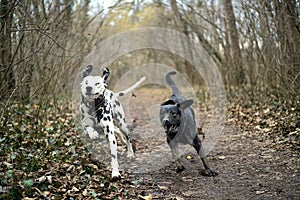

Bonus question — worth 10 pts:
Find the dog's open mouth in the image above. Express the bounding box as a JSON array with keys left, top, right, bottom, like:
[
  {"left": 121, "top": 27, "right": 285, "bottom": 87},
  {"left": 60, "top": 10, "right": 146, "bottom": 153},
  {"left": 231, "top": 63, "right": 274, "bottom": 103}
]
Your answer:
[
  {"left": 84, "top": 93, "right": 100, "bottom": 100},
  {"left": 164, "top": 124, "right": 179, "bottom": 132}
]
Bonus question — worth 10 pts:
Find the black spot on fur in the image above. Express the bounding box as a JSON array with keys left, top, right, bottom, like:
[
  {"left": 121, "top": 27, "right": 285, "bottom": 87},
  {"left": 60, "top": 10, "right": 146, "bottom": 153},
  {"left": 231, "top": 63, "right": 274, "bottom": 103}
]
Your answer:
[
  {"left": 115, "top": 100, "right": 120, "bottom": 106},
  {"left": 125, "top": 135, "right": 129, "bottom": 140},
  {"left": 117, "top": 112, "right": 123, "bottom": 119},
  {"left": 119, "top": 92, "right": 124, "bottom": 96},
  {"left": 106, "top": 125, "right": 110, "bottom": 133},
  {"left": 110, "top": 93, "right": 113, "bottom": 99},
  {"left": 111, "top": 154, "right": 116, "bottom": 159},
  {"left": 113, "top": 140, "right": 116, "bottom": 145},
  {"left": 107, "top": 116, "right": 111, "bottom": 121},
  {"left": 103, "top": 117, "right": 107, "bottom": 121},
  {"left": 95, "top": 96, "right": 105, "bottom": 110},
  {"left": 96, "top": 109, "right": 103, "bottom": 123}
]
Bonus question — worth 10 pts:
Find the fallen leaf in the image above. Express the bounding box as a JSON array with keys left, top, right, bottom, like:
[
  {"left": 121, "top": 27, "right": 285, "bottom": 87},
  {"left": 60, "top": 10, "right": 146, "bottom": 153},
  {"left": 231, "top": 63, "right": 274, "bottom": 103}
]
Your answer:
[
  {"left": 72, "top": 186, "right": 79, "bottom": 192},
  {"left": 36, "top": 175, "right": 47, "bottom": 183},
  {"left": 138, "top": 194, "right": 153, "bottom": 200},
  {"left": 158, "top": 185, "right": 168, "bottom": 190},
  {"left": 256, "top": 190, "right": 265, "bottom": 195},
  {"left": 46, "top": 175, "right": 52, "bottom": 184},
  {"left": 42, "top": 191, "right": 50, "bottom": 197},
  {"left": 218, "top": 156, "right": 226, "bottom": 160}
]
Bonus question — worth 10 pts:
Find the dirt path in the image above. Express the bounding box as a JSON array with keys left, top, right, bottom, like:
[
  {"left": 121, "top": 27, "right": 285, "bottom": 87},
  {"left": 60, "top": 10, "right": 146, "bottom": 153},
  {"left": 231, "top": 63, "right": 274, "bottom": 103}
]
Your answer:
[{"left": 119, "top": 88, "right": 299, "bottom": 199}]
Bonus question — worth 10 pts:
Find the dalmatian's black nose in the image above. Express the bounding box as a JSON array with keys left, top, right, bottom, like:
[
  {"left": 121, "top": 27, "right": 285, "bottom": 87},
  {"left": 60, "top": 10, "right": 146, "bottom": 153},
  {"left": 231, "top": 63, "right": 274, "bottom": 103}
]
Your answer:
[{"left": 86, "top": 86, "right": 93, "bottom": 93}]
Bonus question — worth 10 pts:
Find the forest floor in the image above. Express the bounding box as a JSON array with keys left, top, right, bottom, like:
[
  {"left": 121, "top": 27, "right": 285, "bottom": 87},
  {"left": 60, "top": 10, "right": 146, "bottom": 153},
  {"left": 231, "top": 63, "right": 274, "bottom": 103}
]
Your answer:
[{"left": 0, "top": 88, "right": 299, "bottom": 199}]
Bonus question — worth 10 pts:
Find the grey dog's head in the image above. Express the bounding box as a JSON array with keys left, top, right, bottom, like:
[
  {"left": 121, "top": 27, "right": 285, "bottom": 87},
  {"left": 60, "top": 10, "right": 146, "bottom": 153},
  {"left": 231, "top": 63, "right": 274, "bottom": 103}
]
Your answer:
[
  {"left": 160, "top": 99, "right": 193, "bottom": 133},
  {"left": 81, "top": 65, "right": 110, "bottom": 100}
]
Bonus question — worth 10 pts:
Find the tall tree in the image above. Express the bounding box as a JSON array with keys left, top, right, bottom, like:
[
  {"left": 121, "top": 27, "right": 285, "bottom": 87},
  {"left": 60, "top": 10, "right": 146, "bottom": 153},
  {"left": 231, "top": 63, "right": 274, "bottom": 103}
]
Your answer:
[
  {"left": 223, "top": 0, "right": 244, "bottom": 85},
  {"left": 0, "top": 0, "right": 15, "bottom": 100}
]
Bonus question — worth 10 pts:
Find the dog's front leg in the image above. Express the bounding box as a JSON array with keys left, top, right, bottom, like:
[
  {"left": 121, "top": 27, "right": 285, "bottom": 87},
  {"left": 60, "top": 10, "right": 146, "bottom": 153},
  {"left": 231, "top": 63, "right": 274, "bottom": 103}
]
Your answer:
[
  {"left": 169, "top": 141, "right": 185, "bottom": 173},
  {"left": 101, "top": 119, "right": 121, "bottom": 180},
  {"left": 83, "top": 125, "right": 100, "bottom": 140}
]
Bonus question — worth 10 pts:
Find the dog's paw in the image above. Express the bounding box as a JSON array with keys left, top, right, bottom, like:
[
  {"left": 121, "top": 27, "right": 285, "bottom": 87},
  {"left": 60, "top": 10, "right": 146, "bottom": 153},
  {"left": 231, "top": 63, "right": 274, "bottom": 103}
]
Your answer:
[
  {"left": 175, "top": 166, "right": 185, "bottom": 173},
  {"left": 111, "top": 175, "right": 121, "bottom": 182},
  {"left": 201, "top": 169, "right": 218, "bottom": 177},
  {"left": 111, "top": 170, "right": 121, "bottom": 181},
  {"left": 127, "top": 152, "right": 135, "bottom": 160}
]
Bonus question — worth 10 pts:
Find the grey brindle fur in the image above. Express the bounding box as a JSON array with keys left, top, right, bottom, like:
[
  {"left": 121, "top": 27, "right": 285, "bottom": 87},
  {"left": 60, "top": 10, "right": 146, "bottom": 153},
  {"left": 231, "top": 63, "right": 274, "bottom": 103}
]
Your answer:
[
  {"left": 160, "top": 70, "right": 218, "bottom": 176},
  {"left": 80, "top": 65, "right": 145, "bottom": 180}
]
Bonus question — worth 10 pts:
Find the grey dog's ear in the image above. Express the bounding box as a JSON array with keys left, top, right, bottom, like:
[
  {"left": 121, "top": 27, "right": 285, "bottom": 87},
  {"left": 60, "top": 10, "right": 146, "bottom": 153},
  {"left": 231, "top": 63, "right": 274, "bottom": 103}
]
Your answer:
[
  {"left": 102, "top": 67, "right": 110, "bottom": 82},
  {"left": 83, "top": 65, "right": 93, "bottom": 78},
  {"left": 177, "top": 99, "right": 193, "bottom": 110},
  {"left": 161, "top": 99, "right": 176, "bottom": 106}
]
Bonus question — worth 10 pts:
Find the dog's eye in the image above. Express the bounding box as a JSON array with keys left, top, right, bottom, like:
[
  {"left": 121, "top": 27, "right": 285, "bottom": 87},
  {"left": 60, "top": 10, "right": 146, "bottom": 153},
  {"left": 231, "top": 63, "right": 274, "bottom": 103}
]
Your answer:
[
  {"left": 170, "top": 111, "right": 177, "bottom": 116},
  {"left": 95, "top": 82, "right": 100, "bottom": 86},
  {"left": 85, "top": 81, "right": 88, "bottom": 85}
]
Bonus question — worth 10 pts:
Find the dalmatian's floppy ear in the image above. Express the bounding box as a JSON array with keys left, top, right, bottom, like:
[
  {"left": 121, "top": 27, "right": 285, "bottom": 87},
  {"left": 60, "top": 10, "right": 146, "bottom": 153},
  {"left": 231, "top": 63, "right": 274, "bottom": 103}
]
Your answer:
[
  {"left": 177, "top": 99, "right": 193, "bottom": 110},
  {"left": 83, "top": 65, "right": 93, "bottom": 78},
  {"left": 102, "top": 67, "right": 110, "bottom": 82}
]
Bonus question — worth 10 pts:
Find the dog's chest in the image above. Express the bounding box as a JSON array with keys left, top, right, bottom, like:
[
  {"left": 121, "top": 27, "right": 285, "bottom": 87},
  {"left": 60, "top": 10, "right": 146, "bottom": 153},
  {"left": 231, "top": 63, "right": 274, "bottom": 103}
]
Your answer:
[{"left": 81, "top": 96, "right": 113, "bottom": 125}]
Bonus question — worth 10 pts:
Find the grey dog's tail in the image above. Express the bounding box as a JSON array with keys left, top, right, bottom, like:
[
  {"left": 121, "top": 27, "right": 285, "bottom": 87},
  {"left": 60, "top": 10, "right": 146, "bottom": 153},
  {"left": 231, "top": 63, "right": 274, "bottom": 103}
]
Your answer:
[{"left": 165, "top": 70, "right": 180, "bottom": 94}]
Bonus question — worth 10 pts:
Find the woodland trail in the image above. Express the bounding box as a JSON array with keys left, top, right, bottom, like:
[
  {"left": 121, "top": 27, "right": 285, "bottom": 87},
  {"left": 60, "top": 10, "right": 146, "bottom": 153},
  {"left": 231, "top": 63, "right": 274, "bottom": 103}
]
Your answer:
[{"left": 117, "top": 87, "right": 300, "bottom": 199}]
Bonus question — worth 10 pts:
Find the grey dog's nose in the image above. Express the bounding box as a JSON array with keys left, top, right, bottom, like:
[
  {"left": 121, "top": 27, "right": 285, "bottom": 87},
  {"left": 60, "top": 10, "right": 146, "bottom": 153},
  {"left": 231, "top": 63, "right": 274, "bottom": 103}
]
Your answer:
[
  {"left": 86, "top": 86, "right": 93, "bottom": 92},
  {"left": 163, "top": 119, "right": 171, "bottom": 126}
]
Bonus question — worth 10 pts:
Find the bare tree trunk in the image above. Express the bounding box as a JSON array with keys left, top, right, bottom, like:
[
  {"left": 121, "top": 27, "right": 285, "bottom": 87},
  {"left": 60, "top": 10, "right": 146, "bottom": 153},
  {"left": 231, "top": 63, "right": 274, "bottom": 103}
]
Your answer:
[
  {"left": 286, "top": 0, "right": 300, "bottom": 92},
  {"left": 0, "top": 0, "right": 15, "bottom": 101},
  {"left": 169, "top": 0, "right": 192, "bottom": 76},
  {"left": 223, "top": 0, "right": 244, "bottom": 86},
  {"left": 277, "top": 0, "right": 300, "bottom": 92}
]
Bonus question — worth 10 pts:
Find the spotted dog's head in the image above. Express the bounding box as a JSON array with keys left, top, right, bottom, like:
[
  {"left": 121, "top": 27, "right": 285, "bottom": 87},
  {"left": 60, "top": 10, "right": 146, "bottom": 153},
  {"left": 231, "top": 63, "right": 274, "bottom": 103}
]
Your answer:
[
  {"left": 81, "top": 65, "right": 110, "bottom": 100},
  {"left": 159, "top": 99, "right": 193, "bottom": 133}
]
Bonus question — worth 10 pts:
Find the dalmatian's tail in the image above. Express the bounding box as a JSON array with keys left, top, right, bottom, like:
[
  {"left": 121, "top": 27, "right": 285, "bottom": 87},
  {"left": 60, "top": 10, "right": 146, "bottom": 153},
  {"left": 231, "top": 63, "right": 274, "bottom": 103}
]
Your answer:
[
  {"left": 165, "top": 70, "right": 180, "bottom": 95},
  {"left": 116, "top": 76, "right": 146, "bottom": 97}
]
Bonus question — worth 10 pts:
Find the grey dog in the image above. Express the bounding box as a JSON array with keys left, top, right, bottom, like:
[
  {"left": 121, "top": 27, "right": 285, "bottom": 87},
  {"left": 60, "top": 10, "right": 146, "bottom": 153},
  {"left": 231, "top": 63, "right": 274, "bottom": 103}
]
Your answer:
[{"left": 159, "top": 70, "right": 218, "bottom": 176}]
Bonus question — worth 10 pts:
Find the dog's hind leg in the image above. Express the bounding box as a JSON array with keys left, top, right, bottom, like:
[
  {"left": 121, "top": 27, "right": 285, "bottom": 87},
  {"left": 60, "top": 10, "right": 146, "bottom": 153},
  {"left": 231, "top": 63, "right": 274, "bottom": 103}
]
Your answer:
[
  {"left": 119, "top": 126, "right": 135, "bottom": 159},
  {"left": 114, "top": 126, "right": 127, "bottom": 145},
  {"left": 113, "top": 100, "right": 135, "bottom": 159},
  {"left": 192, "top": 135, "right": 218, "bottom": 176}
]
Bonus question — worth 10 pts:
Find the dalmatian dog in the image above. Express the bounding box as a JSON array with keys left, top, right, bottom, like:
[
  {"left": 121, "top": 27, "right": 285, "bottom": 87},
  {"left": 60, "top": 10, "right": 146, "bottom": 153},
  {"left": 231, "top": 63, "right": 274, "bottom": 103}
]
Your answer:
[
  {"left": 159, "top": 70, "right": 218, "bottom": 176},
  {"left": 80, "top": 65, "right": 145, "bottom": 180}
]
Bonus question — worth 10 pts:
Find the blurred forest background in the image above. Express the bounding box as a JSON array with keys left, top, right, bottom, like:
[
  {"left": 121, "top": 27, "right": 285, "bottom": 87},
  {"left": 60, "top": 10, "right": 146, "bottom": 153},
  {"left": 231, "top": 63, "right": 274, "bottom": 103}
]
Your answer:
[
  {"left": 1, "top": 0, "right": 299, "bottom": 102},
  {"left": 0, "top": 0, "right": 299, "bottom": 199}
]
